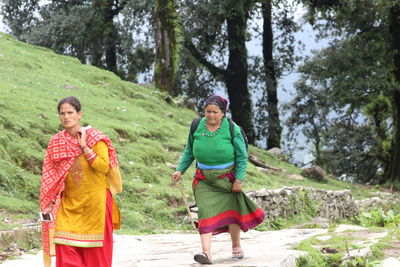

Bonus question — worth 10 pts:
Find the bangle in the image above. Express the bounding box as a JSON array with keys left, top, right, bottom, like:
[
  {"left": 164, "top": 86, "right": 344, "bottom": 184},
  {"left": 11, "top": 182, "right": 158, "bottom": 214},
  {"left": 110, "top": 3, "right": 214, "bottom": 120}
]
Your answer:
[
  {"left": 235, "top": 179, "right": 243, "bottom": 184},
  {"left": 84, "top": 150, "right": 96, "bottom": 161}
]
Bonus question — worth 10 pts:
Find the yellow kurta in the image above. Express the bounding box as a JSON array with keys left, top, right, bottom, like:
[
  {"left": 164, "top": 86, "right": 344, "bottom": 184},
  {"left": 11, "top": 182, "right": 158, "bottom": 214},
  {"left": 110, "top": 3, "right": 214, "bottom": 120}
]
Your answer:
[{"left": 54, "top": 141, "right": 118, "bottom": 247}]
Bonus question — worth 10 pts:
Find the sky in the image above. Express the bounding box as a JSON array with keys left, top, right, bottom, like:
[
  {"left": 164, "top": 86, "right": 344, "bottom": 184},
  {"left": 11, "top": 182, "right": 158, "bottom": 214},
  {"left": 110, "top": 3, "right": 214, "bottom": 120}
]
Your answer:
[{"left": 0, "top": 14, "right": 5, "bottom": 32}]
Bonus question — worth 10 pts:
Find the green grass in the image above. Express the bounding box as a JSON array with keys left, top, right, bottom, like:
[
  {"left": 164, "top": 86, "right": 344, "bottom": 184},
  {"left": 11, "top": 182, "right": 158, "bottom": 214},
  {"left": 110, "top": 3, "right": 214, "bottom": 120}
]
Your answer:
[
  {"left": 295, "top": 211, "right": 400, "bottom": 266},
  {"left": 0, "top": 32, "right": 388, "bottom": 234}
]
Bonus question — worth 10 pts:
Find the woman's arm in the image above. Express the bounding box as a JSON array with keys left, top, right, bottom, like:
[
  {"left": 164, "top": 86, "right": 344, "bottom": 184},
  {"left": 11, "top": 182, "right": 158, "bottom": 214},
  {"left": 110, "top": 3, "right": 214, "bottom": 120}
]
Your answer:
[
  {"left": 233, "top": 133, "right": 248, "bottom": 181},
  {"left": 86, "top": 141, "right": 110, "bottom": 174},
  {"left": 176, "top": 133, "right": 195, "bottom": 174}
]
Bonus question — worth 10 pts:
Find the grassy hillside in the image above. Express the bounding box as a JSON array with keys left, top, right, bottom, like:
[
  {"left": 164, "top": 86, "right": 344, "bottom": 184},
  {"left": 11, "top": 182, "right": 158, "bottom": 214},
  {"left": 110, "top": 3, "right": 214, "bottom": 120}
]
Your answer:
[{"left": 0, "top": 32, "right": 374, "bottom": 234}]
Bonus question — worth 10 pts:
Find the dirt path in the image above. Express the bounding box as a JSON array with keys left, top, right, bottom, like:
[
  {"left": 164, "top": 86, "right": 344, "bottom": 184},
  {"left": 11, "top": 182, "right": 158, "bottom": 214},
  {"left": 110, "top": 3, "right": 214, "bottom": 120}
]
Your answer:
[{"left": 0, "top": 229, "right": 328, "bottom": 267}]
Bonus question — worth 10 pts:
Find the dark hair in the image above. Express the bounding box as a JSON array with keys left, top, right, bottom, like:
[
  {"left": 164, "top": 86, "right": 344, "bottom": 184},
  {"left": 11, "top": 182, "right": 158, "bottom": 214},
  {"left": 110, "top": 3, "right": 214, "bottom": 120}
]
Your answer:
[
  {"left": 57, "top": 96, "right": 81, "bottom": 113},
  {"left": 204, "top": 94, "right": 228, "bottom": 113}
]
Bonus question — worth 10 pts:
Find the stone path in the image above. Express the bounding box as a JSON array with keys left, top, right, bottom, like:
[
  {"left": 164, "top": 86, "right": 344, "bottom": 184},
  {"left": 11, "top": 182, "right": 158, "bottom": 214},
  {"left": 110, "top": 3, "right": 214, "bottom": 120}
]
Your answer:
[{"left": 0, "top": 229, "right": 328, "bottom": 267}]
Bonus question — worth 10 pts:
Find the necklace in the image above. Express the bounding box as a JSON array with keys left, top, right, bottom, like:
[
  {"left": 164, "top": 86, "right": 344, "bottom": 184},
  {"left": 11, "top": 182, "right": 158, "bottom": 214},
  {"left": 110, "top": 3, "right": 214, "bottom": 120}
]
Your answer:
[{"left": 202, "top": 121, "right": 221, "bottom": 137}]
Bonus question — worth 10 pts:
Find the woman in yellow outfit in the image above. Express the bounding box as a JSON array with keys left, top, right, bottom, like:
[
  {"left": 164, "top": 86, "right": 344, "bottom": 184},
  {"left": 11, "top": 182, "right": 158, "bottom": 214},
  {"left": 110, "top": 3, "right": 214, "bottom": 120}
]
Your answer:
[{"left": 40, "top": 96, "right": 122, "bottom": 267}]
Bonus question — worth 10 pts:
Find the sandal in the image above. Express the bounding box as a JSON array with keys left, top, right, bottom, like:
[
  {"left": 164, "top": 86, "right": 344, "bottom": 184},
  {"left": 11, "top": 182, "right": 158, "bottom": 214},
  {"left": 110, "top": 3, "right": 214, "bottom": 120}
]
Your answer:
[
  {"left": 232, "top": 247, "right": 244, "bottom": 259},
  {"left": 194, "top": 251, "right": 212, "bottom": 264}
]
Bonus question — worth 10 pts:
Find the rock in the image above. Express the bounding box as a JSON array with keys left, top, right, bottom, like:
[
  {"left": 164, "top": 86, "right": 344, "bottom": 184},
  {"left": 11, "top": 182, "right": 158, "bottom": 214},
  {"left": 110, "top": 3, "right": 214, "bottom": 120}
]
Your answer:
[
  {"left": 163, "top": 95, "right": 174, "bottom": 105},
  {"left": 316, "top": 235, "right": 332, "bottom": 241},
  {"left": 267, "top": 147, "right": 284, "bottom": 158},
  {"left": 287, "top": 174, "right": 305, "bottom": 180},
  {"left": 321, "top": 247, "right": 338, "bottom": 254},
  {"left": 293, "top": 217, "right": 331, "bottom": 229},
  {"left": 301, "top": 165, "right": 328, "bottom": 182},
  {"left": 248, "top": 186, "right": 358, "bottom": 222},
  {"left": 0, "top": 229, "right": 329, "bottom": 266},
  {"left": 380, "top": 257, "right": 400, "bottom": 267},
  {"left": 334, "top": 224, "right": 367, "bottom": 233},
  {"left": 342, "top": 248, "right": 371, "bottom": 261},
  {"left": 138, "top": 83, "right": 152, "bottom": 88},
  {"left": 165, "top": 113, "right": 173, "bottom": 118},
  {"left": 63, "top": 84, "right": 77, "bottom": 90},
  {"left": 357, "top": 197, "right": 386, "bottom": 209},
  {"left": 256, "top": 166, "right": 271, "bottom": 174},
  {"left": 177, "top": 95, "right": 197, "bottom": 112},
  {"left": 278, "top": 254, "right": 297, "bottom": 267},
  {"left": 38, "top": 113, "right": 48, "bottom": 120},
  {"left": 165, "top": 162, "right": 177, "bottom": 170}
]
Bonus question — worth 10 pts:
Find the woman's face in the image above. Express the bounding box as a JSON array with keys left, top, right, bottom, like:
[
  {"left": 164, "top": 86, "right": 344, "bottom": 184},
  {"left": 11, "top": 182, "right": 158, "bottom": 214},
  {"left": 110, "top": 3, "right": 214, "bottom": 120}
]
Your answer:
[
  {"left": 204, "top": 104, "right": 224, "bottom": 126},
  {"left": 58, "top": 103, "right": 82, "bottom": 131}
]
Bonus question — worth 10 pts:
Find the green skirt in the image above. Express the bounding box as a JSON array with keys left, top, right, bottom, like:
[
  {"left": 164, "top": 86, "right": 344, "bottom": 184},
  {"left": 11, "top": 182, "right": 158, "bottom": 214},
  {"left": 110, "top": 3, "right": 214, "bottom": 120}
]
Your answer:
[{"left": 193, "top": 167, "right": 265, "bottom": 234}]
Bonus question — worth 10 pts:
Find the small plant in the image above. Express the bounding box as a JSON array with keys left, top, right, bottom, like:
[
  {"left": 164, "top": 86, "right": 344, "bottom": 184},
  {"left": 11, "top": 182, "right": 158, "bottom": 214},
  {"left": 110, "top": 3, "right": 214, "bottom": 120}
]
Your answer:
[{"left": 360, "top": 208, "right": 400, "bottom": 227}]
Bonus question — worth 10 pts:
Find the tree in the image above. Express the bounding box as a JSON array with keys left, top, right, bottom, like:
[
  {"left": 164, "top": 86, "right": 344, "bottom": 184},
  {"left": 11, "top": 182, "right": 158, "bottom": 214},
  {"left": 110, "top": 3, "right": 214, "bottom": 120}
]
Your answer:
[
  {"left": 285, "top": 40, "right": 393, "bottom": 181},
  {"left": 0, "top": 0, "right": 152, "bottom": 78},
  {"left": 154, "top": 0, "right": 180, "bottom": 94},
  {"left": 182, "top": 0, "right": 256, "bottom": 143},
  {"left": 388, "top": 3, "right": 400, "bottom": 182},
  {"left": 179, "top": 0, "right": 300, "bottom": 146},
  {"left": 1, "top": 0, "right": 39, "bottom": 39},
  {"left": 284, "top": 76, "right": 331, "bottom": 167},
  {"left": 260, "top": 0, "right": 298, "bottom": 148},
  {"left": 2, "top": 0, "right": 301, "bottom": 147},
  {"left": 287, "top": 0, "right": 400, "bottom": 182},
  {"left": 89, "top": 0, "right": 127, "bottom": 72},
  {"left": 262, "top": 0, "right": 281, "bottom": 149}
]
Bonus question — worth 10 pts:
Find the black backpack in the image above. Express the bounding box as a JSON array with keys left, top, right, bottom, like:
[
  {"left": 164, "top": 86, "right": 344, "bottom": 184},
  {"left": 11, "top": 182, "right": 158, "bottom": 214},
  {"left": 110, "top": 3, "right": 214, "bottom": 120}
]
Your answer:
[{"left": 189, "top": 117, "right": 249, "bottom": 152}]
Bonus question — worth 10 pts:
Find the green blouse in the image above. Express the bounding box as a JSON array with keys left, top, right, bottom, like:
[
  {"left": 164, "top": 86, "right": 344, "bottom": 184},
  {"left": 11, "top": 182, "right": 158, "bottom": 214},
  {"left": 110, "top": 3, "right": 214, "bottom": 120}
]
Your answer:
[{"left": 177, "top": 117, "right": 248, "bottom": 180}]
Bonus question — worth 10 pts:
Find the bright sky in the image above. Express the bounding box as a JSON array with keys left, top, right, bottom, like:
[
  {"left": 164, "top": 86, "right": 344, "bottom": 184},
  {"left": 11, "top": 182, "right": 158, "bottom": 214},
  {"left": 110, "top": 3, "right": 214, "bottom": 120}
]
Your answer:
[{"left": 0, "top": 14, "right": 5, "bottom": 32}]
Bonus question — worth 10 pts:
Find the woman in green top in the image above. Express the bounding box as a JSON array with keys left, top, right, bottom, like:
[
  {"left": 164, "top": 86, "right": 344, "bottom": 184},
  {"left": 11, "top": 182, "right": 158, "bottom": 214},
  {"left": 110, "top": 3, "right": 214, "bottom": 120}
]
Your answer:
[{"left": 171, "top": 95, "right": 265, "bottom": 264}]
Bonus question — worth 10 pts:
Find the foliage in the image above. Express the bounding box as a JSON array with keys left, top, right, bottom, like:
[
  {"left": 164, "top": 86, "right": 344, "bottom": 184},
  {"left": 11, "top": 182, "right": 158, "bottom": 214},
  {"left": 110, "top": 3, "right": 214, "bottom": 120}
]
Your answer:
[
  {"left": 295, "top": 232, "right": 385, "bottom": 267},
  {"left": 0, "top": 0, "right": 39, "bottom": 38},
  {"left": 154, "top": 0, "right": 181, "bottom": 94},
  {"left": 0, "top": 0, "right": 154, "bottom": 81},
  {"left": 0, "top": 33, "right": 379, "bottom": 233},
  {"left": 0, "top": 0, "right": 308, "bottom": 147},
  {"left": 286, "top": 0, "right": 400, "bottom": 183},
  {"left": 360, "top": 209, "right": 400, "bottom": 227}
]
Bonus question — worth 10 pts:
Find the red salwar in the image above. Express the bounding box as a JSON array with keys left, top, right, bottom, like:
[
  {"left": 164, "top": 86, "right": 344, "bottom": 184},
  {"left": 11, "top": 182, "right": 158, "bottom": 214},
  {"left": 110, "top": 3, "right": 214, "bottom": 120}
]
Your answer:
[{"left": 55, "top": 190, "right": 114, "bottom": 267}]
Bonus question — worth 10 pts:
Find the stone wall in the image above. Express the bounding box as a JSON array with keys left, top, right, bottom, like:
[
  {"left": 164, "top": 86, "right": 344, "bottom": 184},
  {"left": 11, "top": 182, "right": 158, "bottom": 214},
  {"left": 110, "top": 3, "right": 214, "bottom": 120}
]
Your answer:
[
  {"left": 247, "top": 186, "right": 358, "bottom": 221},
  {"left": 0, "top": 225, "right": 41, "bottom": 262}
]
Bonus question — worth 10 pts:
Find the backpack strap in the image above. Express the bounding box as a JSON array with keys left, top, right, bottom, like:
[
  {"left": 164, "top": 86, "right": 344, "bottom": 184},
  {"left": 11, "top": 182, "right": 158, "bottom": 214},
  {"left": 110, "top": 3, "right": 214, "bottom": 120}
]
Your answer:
[
  {"left": 228, "top": 118, "right": 235, "bottom": 140},
  {"left": 190, "top": 117, "right": 202, "bottom": 146},
  {"left": 228, "top": 118, "right": 249, "bottom": 152}
]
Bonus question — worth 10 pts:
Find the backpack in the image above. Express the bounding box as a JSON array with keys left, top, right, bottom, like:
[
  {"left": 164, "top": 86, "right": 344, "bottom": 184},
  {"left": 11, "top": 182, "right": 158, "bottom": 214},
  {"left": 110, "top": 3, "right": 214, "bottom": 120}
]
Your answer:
[{"left": 189, "top": 117, "right": 249, "bottom": 152}]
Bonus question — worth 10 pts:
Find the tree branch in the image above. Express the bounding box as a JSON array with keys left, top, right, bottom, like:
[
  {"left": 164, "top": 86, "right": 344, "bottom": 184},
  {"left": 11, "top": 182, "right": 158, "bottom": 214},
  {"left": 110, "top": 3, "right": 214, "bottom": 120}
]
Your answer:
[
  {"left": 183, "top": 38, "right": 226, "bottom": 81},
  {"left": 249, "top": 154, "right": 283, "bottom": 172}
]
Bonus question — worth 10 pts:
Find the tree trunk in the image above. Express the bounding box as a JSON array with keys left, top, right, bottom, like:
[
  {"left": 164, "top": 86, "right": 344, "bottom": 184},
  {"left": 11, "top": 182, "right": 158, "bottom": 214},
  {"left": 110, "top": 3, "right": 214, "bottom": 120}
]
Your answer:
[
  {"left": 90, "top": 0, "right": 106, "bottom": 68},
  {"left": 104, "top": 0, "right": 117, "bottom": 73},
  {"left": 388, "top": 3, "right": 400, "bottom": 182},
  {"left": 154, "top": 0, "right": 178, "bottom": 95},
  {"left": 90, "top": 0, "right": 118, "bottom": 72},
  {"left": 225, "top": 0, "right": 255, "bottom": 144},
  {"left": 262, "top": 1, "right": 282, "bottom": 149},
  {"left": 104, "top": 25, "right": 117, "bottom": 73}
]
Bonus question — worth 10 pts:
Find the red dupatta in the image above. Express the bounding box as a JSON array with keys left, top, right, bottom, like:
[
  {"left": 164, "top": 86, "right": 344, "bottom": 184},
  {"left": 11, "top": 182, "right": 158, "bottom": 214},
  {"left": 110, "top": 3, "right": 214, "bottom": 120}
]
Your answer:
[{"left": 39, "top": 127, "right": 122, "bottom": 266}]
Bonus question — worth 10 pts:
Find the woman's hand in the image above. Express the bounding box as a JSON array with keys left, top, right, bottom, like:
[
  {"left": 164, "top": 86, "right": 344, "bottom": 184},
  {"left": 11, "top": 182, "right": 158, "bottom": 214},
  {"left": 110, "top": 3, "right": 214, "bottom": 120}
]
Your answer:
[
  {"left": 77, "top": 128, "right": 87, "bottom": 148},
  {"left": 42, "top": 205, "right": 53, "bottom": 215},
  {"left": 232, "top": 179, "right": 243, "bottom": 192},
  {"left": 171, "top": 171, "right": 182, "bottom": 183}
]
